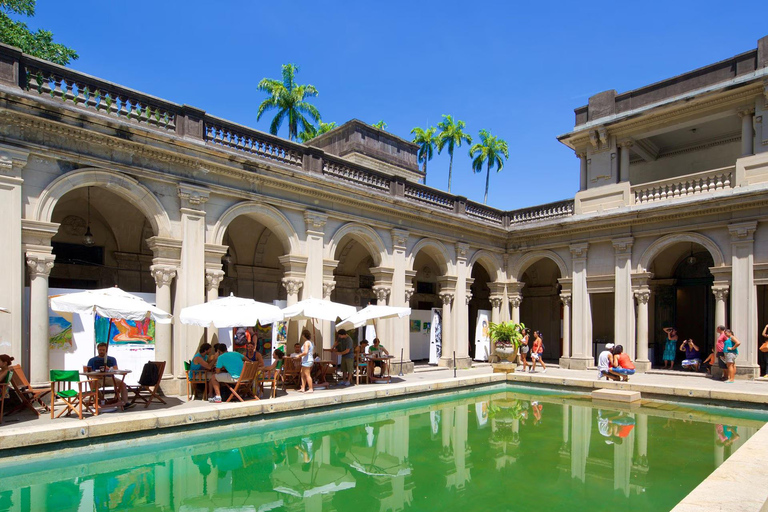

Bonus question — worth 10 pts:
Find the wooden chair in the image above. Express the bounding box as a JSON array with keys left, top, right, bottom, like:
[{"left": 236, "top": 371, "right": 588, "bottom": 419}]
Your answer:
[
  {"left": 222, "top": 361, "right": 259, "bottom": 402},
  {"left": 184, "top": 361, "right": 208, "bottom": 401},
  {"left": 322, "top": 349, "right": 341, "bottom": 382},
  {"left": 282, "top": 357, "right": 301, "bottom": 391},
  {"left": 50, "top": 370, "right": 99, "bottom": 420},
  {"left": 128, "top": 361, "right": 166, "bottom": 408},
  {"left": 9, "top": 364, "right": 49, "bottom": 415},
  {"left": 0, "top": 369, "right": 12, "bottom": 425},
  {"left": 262, "top": 360, "right": 285, "bottom": 399},
  {"left": 354, "top": 354, "right": 370, "bottom": 385}
]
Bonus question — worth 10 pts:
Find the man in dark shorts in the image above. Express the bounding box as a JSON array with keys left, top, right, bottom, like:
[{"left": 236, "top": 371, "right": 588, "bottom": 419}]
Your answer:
[{"left": 333, "top": 329, "right": 354, "bottom": 386}]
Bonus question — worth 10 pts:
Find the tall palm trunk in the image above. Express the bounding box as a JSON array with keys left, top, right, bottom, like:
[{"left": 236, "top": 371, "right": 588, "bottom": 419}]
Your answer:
[
  {"left": 423, "top": 160, "right": 428, "bottom": 185},
  {"left": 484, "top": 161, "right": 491, "bottom": 204},
  {"left": 447, "top": 151, "right": 454, "bottom": 193}
]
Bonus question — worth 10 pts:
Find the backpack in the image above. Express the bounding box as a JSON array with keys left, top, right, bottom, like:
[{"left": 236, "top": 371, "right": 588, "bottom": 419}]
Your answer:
[{"left": 138, "top": 362, "right": 159, "bottom": 386}]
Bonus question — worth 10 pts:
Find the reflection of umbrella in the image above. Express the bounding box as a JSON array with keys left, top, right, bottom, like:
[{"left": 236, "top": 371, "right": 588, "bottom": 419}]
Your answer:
[
  {"left": 179, "top": 491, "right": 284, "bottom": 512},
  {"left": 272, "top": 464, "right": 355, "bottom": 498},
  {"left": 335, "top": 305, "right": 411, "bottom": 331},
  {"left": 180, "top": 294, "right": 283, "bottom": 328},
  {"left": 341, "top": 445, "right": 411, "bottom": 478},
  {"left": 282, "top": 298, "right": 356, "bottom": 323},
  {"left": 49, "top": 287, "right": 172, "bottom": 323}
]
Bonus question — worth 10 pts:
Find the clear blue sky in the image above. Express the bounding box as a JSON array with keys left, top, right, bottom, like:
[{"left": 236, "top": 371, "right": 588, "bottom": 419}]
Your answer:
[{"left": 25, "top": 1, "right": 768, "bottom": 209}]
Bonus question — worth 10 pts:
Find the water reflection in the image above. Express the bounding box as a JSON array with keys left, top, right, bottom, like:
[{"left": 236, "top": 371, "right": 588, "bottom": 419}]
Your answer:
[{"left": 0, "top": 390, "right": 764, "bottom": 512}]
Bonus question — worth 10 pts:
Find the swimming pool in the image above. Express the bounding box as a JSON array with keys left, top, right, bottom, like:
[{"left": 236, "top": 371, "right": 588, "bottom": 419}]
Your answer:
[{"left": 0, "top": 384, "right": 765, "bottom": 511}]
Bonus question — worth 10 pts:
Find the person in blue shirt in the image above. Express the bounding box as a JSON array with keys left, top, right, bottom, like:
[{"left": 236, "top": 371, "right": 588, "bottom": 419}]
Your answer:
[
  {"left": 209, "top": 344, "right": 245, "bottom": 403},
  {"left": 86, "top": 342, "right": 131, "bottom": 408}
]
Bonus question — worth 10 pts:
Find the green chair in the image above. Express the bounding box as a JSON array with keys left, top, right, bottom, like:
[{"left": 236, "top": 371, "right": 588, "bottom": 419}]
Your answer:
[
  {"left": 0, "top": 369, "right": 12, "bottom": 425},
  {"left": 49, "top": 370, "right": 99, "bottom": 420}
]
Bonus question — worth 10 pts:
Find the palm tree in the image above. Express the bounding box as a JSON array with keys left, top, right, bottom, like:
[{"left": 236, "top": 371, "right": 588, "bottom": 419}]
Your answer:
[
  {"left": 437, "top": 115, "right": 472, "bottom": 193},
  {"left": 256, "top": 64, "right": 321, "bottom": 141},
  {"left": 372, "top": 120, "right": 387, "bottom": 130},
  {"left": 298, "top": 121, "right": 337, "bottom": 143},
  {"left": 469, "top": 129, "right": 509, "bottom": 204},
  {"left": 411, "top": 126, "right": 438, "bottom": 185}
]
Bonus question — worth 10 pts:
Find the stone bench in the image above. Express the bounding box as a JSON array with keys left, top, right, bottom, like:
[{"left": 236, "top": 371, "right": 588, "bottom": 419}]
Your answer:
[{"left": 591, "top": 389, "right": 641, "bottom": 403}]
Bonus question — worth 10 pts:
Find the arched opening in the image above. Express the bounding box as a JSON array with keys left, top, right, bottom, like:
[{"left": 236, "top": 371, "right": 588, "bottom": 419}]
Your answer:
[
  {"left": 648, "top": 242, "right": 716, "bottom": 367},
  {"left": 220, "top": 215, "right": 288, "bottom": 303},
  {"left": 408, "top": 250, "right": 446, "bottom": 362},
  {"left": 468, "top": 263, "right": 492, "bottom": 360},
  {"left": 520, "top": 258, "right": 562, "bottom": 362},
  {"left": 332, "top": 236, "right": 378, "bottom": 308},
  {"left": 48, "top": 187, "right": 156, "bottom": 292}
]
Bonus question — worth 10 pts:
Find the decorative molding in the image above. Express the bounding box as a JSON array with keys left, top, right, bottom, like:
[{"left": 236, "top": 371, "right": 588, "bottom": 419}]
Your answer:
[
  {"left": 404, "top": 288, "right": 415, "bottom": 302},
  {"left": 372, "top": 285, "right": 391, "bottom": 303},
  {"left": 281, "top": 278, "right": 304, "bottom": 296},
  {"left": 205, "top": 269, "right": 225, "bottom": 291},
  {"left": 456, "top": 242, "right": 470, "bottom": 261},
  {"left": 489, "top": 296, "right": 503, "bottom": 308},
  {"left": 559, "top": 294, "right": 572, "bottom": 307},
  {"left": 465, "top": 291, "right": 473, "bottom": 305},
  {"left": 728, "top": 221, "right": 757, "bottom": 241},
  {"left": 150, "top": 265, "right": 177, "bottom": 287},
  {"left": 178, "top": 183, "right": 210, "bottom": 210},
  {"left": 634, "top": 289, "right": 650, "bottom": 304},
  {"left": 438, "top": 292, "right": 454, "bottom": 306},
  {"left": 26, "top": 252, "right": 55, "bottom": 277},
  {"left": 509, "top": 295, "right": 522, "bottom": 308},
  {"left": 304, "top": 210, "right": 328, "bottom": 234},
  {"left": 612, "top": 237, "right": 634, "bottom": 254},
  {"left": 569, "top": 242, "right": 589, "bottom": 259},
  {"left": 712, "top": 286, "right": 729, "bottom": 302},
  {"left": 738, "top": 108, "right": 756, "bottom": 118},
  {"left": 322, "top": 281, "right": 336, "bottom": 299},
  {"left": 391, "top": 229, "right": 409, "bottom": 250}
]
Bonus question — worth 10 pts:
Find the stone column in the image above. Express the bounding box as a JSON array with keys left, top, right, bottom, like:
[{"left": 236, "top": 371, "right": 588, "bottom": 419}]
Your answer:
[
  {"left": 0, "top": 148, "right": 28, "bottom": 364},
  {"left": 613, "top": 238, "right": 635, "bottom": 358},
  {"left": 489, "top": 296, "right": 503, "bottom": 324},
  {"left": 279, "top": 255, "right": 308, "bottom": 306},
  {"left": 173, "top": 184, "right": 209, "bottom": 379},
  {"left": 150, "top": 265, "right": 176, "bottom": 374},
  {"left": 618, "top": 141, "right": 633, "bottom": 183},
  {"left": 739, "top": 109, "right": 755, "bottom": 156},
  {"left": 303, "top": 211, "right": 327, "bottom": 301},
  {"left": 371, "top": 264, "right": 394, "bottom": 348},
  {"left": 26, "top": 251, "right": 55, "bottom": 385},
  {"left": 281, "top": 277, "right": 304, "bottom": 306},
  {"left": 438, "top": 281, "right": 456, "bottom": 368},
  {"left": 577, "top": 152, "right": 588, "bottom": 191},
  {"left": 728, "top": 222, "right": 759, "bottom": 377},
  {"left": 712, "top": 285, "right": 729, "bottom": 331},
  {"left": 390, "top": 229, "right": 410, "bottom": 371},
  {"left": 453, "top": 243, "right": 471, "bottom": 368},
  {"left": 321, "top": 258, "right": 339, "bottom": 350},
  {"left": 634, "top": 288, "right": 651, "bottom": 372},
  {"left": 569, "top": 243, "right": 592, "bottom": 369},
  {"left": 560, "top": 293, "right": 572, "bottom": 361}
]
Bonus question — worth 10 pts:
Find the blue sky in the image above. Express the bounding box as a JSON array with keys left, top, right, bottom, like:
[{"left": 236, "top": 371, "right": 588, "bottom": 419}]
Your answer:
[{"left": 25, "top": 1, "right": 768, "bottom": 209}]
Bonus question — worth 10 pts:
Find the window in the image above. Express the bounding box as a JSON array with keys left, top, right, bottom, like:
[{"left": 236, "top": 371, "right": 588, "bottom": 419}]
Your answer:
[
  {"left": 416, "top": 281, "right": 435, "bottom": 294},
  {"left": 52, "top": 242, "right": 104, "bottom": 266}
]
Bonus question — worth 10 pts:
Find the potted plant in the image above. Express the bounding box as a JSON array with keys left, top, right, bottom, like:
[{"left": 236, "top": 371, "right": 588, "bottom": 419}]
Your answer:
[{"left": 488, "top": 321, "right": 525, "bottom": 363}]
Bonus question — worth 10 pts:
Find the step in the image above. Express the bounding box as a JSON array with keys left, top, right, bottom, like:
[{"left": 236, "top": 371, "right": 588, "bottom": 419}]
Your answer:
[{"left": 591, "top": 389, "right": 641, "bottom": 403}]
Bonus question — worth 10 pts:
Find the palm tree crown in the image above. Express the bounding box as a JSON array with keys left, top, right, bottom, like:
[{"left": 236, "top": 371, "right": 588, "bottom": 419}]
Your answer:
[
  {"left": 411, "top": 126, "right": 438, "bottom": 185},
  {"left": 437, "top": 115, "right": 472, "bottom": 193},
  {"left": 256, "top": 64, "right": 321, "bottom": 141},
  {"left": 298, "top": 121, "right": 337, "bottom": 143},
  {"left": 469, "top": 129, "right": 509, "bottom": 204}
]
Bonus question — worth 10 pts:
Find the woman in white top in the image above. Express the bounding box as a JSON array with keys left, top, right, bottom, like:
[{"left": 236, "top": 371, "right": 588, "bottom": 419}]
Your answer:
[{"left": 296, "top": 330, "right": 314, "bottom": 393}]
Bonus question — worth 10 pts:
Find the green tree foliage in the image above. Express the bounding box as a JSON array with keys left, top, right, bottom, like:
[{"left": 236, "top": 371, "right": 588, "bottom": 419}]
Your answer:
[
  {"left": 298, "top": 121, "right": 337, "bottom": 143},
  {"left": 257, "top": 64, "right": 321, "bottom": 141},
  {"left": 437, "top": 115, "right": 472, "bottom": 193},
  {"left": 410, "top": 126, "right": 438, "bottom": 185},
  {"left": 372, "top": 120, "right": 387, "bottom": 130},
  {"left": 469, "top": 129, "right": 509, "bottom": 204},
  {"left": 0, "top": 0, "right": 78, "bottom": 65}
]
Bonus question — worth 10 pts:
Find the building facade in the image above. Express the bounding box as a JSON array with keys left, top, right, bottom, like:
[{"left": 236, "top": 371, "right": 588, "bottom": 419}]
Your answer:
[{"left": 1, "top": 36, "right": 767, "bottom": 389}]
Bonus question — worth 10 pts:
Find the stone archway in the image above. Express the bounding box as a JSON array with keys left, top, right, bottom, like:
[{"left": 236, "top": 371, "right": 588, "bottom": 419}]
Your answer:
[{"left": 209, "top": 201, "right": 300, "bottom": 255}]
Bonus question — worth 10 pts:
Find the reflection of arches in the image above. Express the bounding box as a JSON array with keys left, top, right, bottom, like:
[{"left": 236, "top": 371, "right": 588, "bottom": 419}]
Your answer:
[
  {"left": 210, "top": 201, "right": 299, "bottom": 254},
  {"left": 35, "top": 168, "right": 172, "bottom": 237},
  {"left": 326, "top": 223, "right": 388, "bottom": 267},
  {"left": 639, "top": 233, "right": 725, "bottom": 271},
  {"left": 510, "top": 250, "right": 568, "bottom": 281},
  {"left": 407, "top": 238, "right": 453, "bottom": 275},
  {"left": 468, "top": 250, "right": 503, "bottom": 282}
]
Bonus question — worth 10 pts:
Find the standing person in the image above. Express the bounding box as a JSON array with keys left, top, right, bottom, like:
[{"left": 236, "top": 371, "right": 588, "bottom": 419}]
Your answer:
[
  {"left": 519, "top": 328, "right": 531, "bottom": 372},
  {"left": 679, "top": 339, "right": 701, "bottom": 372},
  {"left": 759, "top": 324, "right": 768, "bottom": 377},
  {"left": 296, "top": 330, "right": 314, "bottom": 393},
  {"left": 715, "top": 325, "right": 728, "bottom": 380},
  {"left": 662, "top": 327, "right": 678, "bottom": 369},
  {"left": 723, "top": 329, "right": 740, "bottom": 383},
  {"left": 333, "top": 329, "right": 354, "bottom": 386},
  {"left": 530, "top": 331, "right": 546, "bottom": 373},
  {"left": 597, "top": 343, "right": 618, "bottom": 380},
  {"left": 609, "top": 345, "right": 635, "bottom": 382}
]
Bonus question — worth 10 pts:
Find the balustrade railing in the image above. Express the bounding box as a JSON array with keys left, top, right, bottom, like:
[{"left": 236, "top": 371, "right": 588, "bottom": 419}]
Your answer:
[
  {"left": 508, "top": 200, "right": 574, "bottom": 224},
  {"left": 22, "top": 60, "right": 178, "bottom": 132},
  {"left": 204, "top": 117, "right": 303, "bottom": 167},
  {"left": 404, "top": 184, "right": 455, "bottom": 210},
  {"left": 322, "top": 159, "right": 391, "bottom": 191},
  {"left": 465, "top": 202, "right": 504, "bottom": 225},
  {"left": 632, "top": 166, "right": 734, "bottom": 205}
]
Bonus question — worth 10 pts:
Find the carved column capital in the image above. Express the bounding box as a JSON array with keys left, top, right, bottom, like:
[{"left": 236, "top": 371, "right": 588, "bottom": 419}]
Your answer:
[
  {"left": 150, "top": 265, "right": 177, "bottom": 287},
  {"left": 559, "top": 294, "right": 572, "bottom": 307},
  {"left": 372, "top": 285, "right": 391, "bottom": 304},
  {"left": 439, "top": 292, "right": 454, "bottom": 306},
  {"left": 205, "top": 269, "right": 225, "bottom": 292},
  {"left": 489, "top": 296, "right": 503, "bottom": 308},
  {"left": 177, "top": 183, "right": 210, "bottom": 210},
  {"left": 281, "top": 278, "right": 304, "bottom": 296},
  {"left": 404, "top": 288, "right": 415, "bottom": 303},
  {"left": 634, "top": 289, "right": 651, "bottom": 305},
  {"left": 465, "top": 291, "right": 474, "bottom": 305},
  {"left": 26, "top": 252, "right": 55, "bottom": 278},
  {"left": 712, "top": 286, "right": 729, "bottom": 302},
  {"left": 612, "top": 237, "right": 634, "bottom": 255},
  {"left": 728, "top": 221, "right": 757, "bottom": 242},
  {"left": 738, "top": 108, "right": 756, "bottom": 118},
  {"left": 322, "top": 281, "right": 336, "bottom": 299},
  {"left": 304, "top": 210, "right": 328, "bottom": 235},
  {"left": 509, "top": 295, "right": 522, "bottom": 308},
  {"left": 456, "top": 242, "right": 470, "bottom": 262},
  {"left": 569, "top": 242, "right": 589, "bottom": 259},
  {"left": 391, "top": 229, "right": 409, "bottom": 250}
]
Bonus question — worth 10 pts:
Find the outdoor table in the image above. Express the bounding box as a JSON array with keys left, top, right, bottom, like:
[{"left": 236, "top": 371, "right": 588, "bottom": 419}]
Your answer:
[
  {"left": 80, "top": 369, "right": 131, "bottom": 411},
  {"left": 364, "top": 354, "right": 394, "bottom": 383}
]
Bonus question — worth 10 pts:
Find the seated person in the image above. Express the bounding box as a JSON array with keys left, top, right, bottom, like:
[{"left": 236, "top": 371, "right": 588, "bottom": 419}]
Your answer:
[
  {"left": 597, "top": 343, "right": 619, "bottom": 381},
  {"left": 263, "top": 349, "right": 285, "bottom": 376},
  {"left": 293, "top": 343, "right": 302, "bottom": 356},
  {"left": 368, "top": 338, "right": 390, "bottom": 378},
  {"left": 209, "top": 345, "right": 246, "bottom": 403},
  {"left": 680, "top": 339, "right": 701, "bottom": 371},
  {"left": 0, "top": 354, "right": 14, "bottom": 385},
  {"left": 245, "top": 342, "right": 264, "bottom": 367},
  {"left": 702, "top": 349, "right": 716, "bottom": 374},
  {"left": 87, "top": 342, "right": 132, "bottom": 408},
  {"left": 354, "top": 340, "right": 369, "bottom": 379},
  {"left": 608, "top": 345, "right": 635, "bottom": 382},
  {"left": 190, "top": 342, "right": 214, "bottom": 396}
]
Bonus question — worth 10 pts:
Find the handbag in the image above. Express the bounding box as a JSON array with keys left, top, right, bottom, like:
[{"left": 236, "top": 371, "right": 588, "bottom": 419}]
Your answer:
[{"left": 760, "top": 341, "right": 768, "bottom": 353}]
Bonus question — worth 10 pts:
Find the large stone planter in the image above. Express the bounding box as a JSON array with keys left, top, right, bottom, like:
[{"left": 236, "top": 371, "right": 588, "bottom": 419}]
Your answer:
[{"left": 494, "top": 344, "right": 518, "bottom": 363}]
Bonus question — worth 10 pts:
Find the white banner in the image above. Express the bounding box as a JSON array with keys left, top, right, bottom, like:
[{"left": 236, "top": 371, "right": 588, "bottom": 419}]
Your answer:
[
  {"left": 429, "top": 308, "right": 442, "bottom": 365},
  {"left": 474, "top": 309, "right": 491, "bottom": 361}
]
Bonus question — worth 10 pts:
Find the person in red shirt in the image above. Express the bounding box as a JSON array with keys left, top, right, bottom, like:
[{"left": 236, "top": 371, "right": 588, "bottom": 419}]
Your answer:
[
  {"left": 715, "top": 325, "right": 728, "bottom": 380},
  {"left": 608, "top": 345, "right": 635, "bottom": 381}
]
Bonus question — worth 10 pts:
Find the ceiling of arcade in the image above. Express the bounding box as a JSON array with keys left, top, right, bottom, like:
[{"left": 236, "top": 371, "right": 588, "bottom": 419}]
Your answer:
[{"left": 223, "top": 216, "right": 285, "bottom": 270}]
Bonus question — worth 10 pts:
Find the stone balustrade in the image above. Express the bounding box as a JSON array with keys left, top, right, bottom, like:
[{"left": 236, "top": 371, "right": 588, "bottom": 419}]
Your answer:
[
  {"left": 404, "top": 184, "right": 455, "bottom": 210},
  {"left": 509, "top": 200, "right": 575, "bottom": 224},
  {"left": 632, "top": 166, "right": 734, "bottom": 205},
  {"left": 203, "top": 116, "right": 303, "bottom": 168},
  {"left": 465, "top": 202, "right": 504, "bottom": 225},
  {"left": 322, "top": 159, "right": 391, "bottom": 191}
]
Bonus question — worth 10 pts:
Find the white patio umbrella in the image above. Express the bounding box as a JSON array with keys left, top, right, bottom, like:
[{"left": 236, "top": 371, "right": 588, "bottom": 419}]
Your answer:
[
  {"left": 281, "top": 298, "right": 356, "bottom": 323},
  {"left": 335, "top": 304, "right": 411, "bottom": 331},
  {"left": 180, "top": 293, "right": 283, "bottom": 328},
  {"left": 49, "top": 287, "right": 172, "bottom": 323}
]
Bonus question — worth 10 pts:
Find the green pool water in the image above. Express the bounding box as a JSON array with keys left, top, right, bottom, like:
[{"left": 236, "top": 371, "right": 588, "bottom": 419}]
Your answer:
[{"left": 1, "top": 385, "right": 766, "bottom": 512}]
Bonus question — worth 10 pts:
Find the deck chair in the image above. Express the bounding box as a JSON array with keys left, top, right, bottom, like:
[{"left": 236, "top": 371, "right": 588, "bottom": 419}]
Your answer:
[
  {"left": 222, "top": 361, "right": 259, "bottom": 402},
  {"left": 184, "top": 361, "right": 208, "bottom": 400},
  {"left": 354, "top": 354, "right": 370, "bottom": 385},
  {"left": 50, "top": 370, "right": 99, "bottom": 420},
  {"left": 9, "top": 365, "right": 49, "bottom": 416},
  {"left": 0, "top": 369, "right": 12, "bottom": 424},
  {"left": 282, "top": 357, "right": 301, "bottom": 391},
  {"left": 128, "top": 361, "right": 166, "bottom": 408}
]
